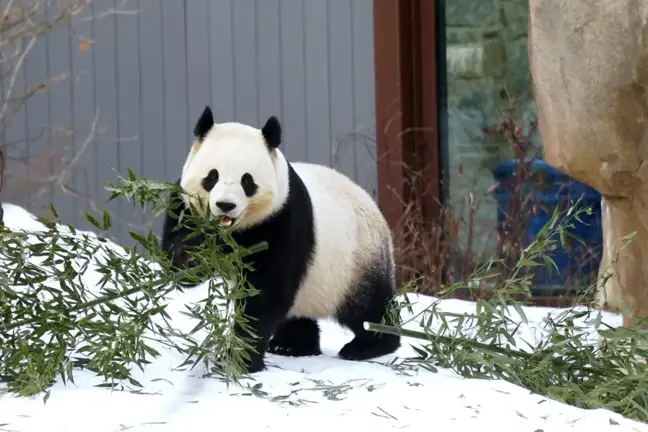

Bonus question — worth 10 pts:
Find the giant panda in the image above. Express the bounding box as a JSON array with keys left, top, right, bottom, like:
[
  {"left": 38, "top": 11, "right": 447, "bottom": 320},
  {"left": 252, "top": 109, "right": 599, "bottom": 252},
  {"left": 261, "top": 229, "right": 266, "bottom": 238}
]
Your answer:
[{"left": 161, "top": 106, "right": 401, "bottom": 373}]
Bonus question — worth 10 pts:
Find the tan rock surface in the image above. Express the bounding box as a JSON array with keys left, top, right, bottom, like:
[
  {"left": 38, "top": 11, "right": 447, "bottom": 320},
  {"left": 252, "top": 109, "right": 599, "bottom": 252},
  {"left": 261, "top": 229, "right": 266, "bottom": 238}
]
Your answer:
[{"left": 528, "top": 0, "right": 648, "bottom": 324}]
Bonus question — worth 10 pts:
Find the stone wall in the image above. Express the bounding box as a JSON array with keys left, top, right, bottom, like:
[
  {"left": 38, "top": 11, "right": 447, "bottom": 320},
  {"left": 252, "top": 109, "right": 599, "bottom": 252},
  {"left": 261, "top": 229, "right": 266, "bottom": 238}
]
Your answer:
[{"left": 444, "top": 0, "right": 540, "bottom": 256}]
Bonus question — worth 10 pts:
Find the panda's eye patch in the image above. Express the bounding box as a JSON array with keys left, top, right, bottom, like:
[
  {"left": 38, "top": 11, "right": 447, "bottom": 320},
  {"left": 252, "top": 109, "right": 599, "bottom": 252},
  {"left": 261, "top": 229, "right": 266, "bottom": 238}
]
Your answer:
[
  {"left": 240, "top": 173, "right": 258, "bottom": 197},
  {"left": 201, "top": 169, "right": 219, "bottom": 192}
]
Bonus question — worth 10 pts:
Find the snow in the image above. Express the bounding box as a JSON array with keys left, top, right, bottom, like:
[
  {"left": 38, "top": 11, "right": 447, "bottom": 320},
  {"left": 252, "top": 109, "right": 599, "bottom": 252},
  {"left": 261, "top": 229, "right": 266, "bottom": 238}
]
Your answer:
[{"left": 0, "top": 203, "right": 646, "bottom": 432}]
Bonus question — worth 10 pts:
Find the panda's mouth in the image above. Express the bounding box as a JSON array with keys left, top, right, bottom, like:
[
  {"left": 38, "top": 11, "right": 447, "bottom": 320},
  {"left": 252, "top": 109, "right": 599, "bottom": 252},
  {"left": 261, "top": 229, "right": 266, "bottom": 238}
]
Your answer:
[{"left": 219, "top": 215, "right": 235, "bottom": 228}]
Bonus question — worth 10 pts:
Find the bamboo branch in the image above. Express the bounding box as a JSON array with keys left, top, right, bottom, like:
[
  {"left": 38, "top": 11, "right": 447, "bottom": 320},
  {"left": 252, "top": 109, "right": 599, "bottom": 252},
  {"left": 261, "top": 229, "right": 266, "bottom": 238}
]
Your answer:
[{"left": 363, "top": 321, "right": 601, "bottom": 375}]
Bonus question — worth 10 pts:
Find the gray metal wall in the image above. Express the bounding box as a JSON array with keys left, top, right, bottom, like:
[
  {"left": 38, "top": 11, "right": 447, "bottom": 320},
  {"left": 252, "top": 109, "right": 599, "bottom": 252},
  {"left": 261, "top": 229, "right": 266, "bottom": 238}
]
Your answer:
[{"left": 1, "top": 0, "right": 377, "bottom": 245}]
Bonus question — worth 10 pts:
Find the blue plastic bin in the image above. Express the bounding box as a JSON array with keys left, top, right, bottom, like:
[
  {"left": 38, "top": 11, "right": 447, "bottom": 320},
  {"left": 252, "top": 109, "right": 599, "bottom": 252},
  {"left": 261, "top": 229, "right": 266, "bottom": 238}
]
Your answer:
[{"left": 491, "top": 159, "right": 603, "bottom": 291}]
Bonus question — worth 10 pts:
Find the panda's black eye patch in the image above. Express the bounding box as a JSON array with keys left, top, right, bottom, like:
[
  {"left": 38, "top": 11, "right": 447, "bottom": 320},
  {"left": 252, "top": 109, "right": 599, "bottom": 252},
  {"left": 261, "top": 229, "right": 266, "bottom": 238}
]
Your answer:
[
  {"left": 201, "top": 169, "right": 219, "bottom": 192},
  {"left": 240, "top": 173, "right": 258, "bottom": 197}
]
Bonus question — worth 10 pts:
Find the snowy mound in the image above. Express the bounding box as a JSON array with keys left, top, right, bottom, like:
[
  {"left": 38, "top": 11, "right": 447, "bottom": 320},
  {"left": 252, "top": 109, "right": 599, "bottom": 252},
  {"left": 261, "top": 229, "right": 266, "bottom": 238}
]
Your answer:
[{"left": 0, "top": 203, "right": 644, "bottom": 432}]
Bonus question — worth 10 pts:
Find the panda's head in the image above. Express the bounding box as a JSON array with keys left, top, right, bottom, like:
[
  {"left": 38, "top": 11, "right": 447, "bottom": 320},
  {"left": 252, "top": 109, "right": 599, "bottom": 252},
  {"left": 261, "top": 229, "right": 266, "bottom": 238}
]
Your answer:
[{"left": 179, "top": 106, "right": 287, "bottom": 230}]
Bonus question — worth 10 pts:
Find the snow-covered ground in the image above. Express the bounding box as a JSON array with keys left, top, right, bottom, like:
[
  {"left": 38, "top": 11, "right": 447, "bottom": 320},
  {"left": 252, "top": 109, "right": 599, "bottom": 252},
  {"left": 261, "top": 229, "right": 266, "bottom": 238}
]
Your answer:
[{"left": 0, "top": 203, "right": 645, "bottom": 432}]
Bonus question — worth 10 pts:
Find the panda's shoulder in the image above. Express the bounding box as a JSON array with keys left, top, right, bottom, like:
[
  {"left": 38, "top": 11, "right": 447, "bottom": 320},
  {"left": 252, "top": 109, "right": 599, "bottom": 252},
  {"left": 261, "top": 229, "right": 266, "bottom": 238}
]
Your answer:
[{"left": 291, "top": 162, "right": 372, "bottom": 209}]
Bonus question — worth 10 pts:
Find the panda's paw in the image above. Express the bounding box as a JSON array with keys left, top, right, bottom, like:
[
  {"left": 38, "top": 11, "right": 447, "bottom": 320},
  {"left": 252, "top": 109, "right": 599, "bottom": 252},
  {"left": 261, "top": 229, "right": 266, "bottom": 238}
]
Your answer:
[
  {"left": 338, "top": 334, "right": 400, "bottom": 361},
  {"left": 267, "top": 317, "right": 322, "bottom": 357},
  {"left": 243, "top": 355, "right": 267, "bottom": 374},
  {"left": 245, "top": 360, "right": 266, "bottom": 374},
  {"left": 268, "top": 338, "right": 321, "bottom": 357},
  {"left": 208, "top": 356, "right": 265, "bottom": 375}
]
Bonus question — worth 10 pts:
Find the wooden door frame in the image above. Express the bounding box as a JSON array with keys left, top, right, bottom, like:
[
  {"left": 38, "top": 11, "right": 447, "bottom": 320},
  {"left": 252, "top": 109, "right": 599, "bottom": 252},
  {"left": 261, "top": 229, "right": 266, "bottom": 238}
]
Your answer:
[
  {"left": 373, "top": 0, "right": 440, "bottom": 288},
  {"left": 373, "top": 0, "right": 440, "bottom": 231}
]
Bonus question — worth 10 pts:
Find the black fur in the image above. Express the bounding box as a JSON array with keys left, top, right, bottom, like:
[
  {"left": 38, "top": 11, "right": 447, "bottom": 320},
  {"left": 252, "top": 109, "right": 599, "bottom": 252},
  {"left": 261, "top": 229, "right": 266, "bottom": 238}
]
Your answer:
[
  {"left": 240, "top": 173, "right": 258, "bottom": 197},
  {"left": 261, "top": 116, "right": 281, "bottom": 149},
  {"left": 335, "top": 256, "right": 401, "bottom": 361},
  {"left": 162, "top": 164, "right": 316, "bottom": 373},
  {"left": 201, "top": 169, "right": 219, "bottom": 192},
  {"left": 268, "top": 317, "right": 322, "bottom": 357},
  {"left": 194, "top": 106, "right": 214, "bottom": 140}
]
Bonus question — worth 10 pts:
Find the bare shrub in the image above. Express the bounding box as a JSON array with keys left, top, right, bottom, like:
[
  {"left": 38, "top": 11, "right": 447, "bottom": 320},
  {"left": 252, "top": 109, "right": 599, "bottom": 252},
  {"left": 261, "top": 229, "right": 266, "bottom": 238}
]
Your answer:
[
  {"left": 382, "top": 105, "right": 598, "bottom": 306},
  {"left": 0, "top": 0, "right": 135, "bottom": 217}
]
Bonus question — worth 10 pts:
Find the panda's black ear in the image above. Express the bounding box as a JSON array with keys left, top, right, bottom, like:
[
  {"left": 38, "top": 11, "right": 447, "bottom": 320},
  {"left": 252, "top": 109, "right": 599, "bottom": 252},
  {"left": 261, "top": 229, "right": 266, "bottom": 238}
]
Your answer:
[
  {"left": 261, "top": 116, "right": 281, "bottom": 150},
  {"left": 194, "top": 106, "right": 214, "bottom": 140}
]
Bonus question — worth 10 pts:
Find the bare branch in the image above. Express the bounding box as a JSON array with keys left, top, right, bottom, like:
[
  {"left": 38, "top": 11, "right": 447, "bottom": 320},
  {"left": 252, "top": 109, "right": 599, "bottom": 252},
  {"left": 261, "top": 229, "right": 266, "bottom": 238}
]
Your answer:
[
  {"left": 0, "top": 0, "right": 136, "bottom": 232},
  {"left": 78, "top": 0, "right": 137, "bottom": 21},
  {"left": 13, "top": 108, "right": 100, "bottom": 186},
  {"left": 0, "top": 34, "right": 36, "bottom": 124}
]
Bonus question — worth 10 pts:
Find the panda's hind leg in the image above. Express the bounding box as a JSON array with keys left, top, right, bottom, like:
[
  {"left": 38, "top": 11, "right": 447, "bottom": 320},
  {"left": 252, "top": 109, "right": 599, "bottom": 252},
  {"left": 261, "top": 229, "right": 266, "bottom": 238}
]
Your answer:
[
  {"left": 335, "top": 267, "right": 401, "bottom": 361},
  {"left": 268, "top": 317, "right": 322, "bottom": 357}
]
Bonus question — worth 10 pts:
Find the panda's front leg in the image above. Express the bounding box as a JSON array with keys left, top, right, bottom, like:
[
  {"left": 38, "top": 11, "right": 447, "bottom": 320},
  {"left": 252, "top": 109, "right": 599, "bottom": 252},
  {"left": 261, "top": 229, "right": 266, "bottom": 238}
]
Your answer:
[
  {"left": 233, "top": 291, "right": 285, "bottom": 374},
  {"left": 232, "top": 320, "right": 278, "bottom": 373}
]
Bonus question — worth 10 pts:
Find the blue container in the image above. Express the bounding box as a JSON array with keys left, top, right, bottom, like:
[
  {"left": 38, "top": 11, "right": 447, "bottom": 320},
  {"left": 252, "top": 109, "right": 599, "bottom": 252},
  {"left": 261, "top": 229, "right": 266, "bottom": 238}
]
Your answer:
[{"left": 492, "top": 159, "right": 603, "bottom": 291}]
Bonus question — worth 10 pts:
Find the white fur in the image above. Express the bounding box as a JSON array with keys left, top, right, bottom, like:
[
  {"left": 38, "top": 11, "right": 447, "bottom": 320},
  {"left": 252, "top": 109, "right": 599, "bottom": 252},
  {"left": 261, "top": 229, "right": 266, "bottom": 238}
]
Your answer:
[
  {"left": 180, "top": 122, "right": 289, "bottom": 230},
  {"left": 288, "top": 162, "right": 394, "bottom": 318}
]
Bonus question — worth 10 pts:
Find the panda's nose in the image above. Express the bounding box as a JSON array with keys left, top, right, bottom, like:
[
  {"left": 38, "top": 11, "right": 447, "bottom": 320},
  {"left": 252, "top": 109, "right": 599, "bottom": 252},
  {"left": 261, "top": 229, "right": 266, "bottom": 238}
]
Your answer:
[{"left": 215, "top": 201, "right": 237, "bottom": 212}]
